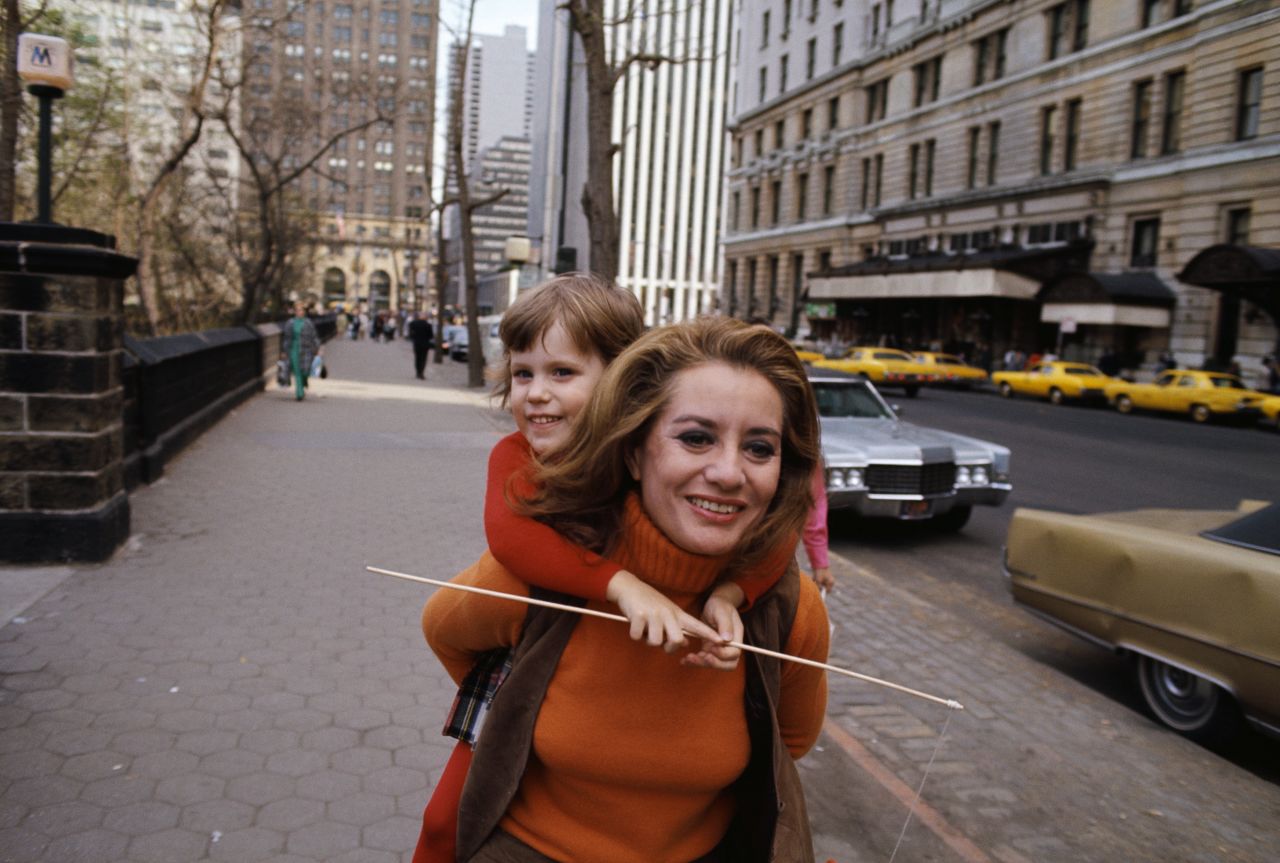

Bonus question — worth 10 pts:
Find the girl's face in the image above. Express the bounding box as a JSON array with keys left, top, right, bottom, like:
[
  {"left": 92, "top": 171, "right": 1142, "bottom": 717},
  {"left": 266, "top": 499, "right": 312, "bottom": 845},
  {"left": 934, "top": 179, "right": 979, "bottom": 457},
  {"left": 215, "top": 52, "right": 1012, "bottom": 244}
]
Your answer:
[
  {"left": 509, "top": 321, "right": 607, "bottom": 457},
  {"left": 625, "top": 362, "right": 783, "bottom": 557}
]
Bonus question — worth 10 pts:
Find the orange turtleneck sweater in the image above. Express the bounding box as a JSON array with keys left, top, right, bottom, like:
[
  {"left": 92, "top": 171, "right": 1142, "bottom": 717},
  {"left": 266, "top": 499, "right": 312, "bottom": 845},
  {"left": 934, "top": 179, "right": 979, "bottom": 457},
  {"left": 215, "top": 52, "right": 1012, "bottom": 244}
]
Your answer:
[{"left": 423, "top": 496, "right": 829, "bottom": 863}]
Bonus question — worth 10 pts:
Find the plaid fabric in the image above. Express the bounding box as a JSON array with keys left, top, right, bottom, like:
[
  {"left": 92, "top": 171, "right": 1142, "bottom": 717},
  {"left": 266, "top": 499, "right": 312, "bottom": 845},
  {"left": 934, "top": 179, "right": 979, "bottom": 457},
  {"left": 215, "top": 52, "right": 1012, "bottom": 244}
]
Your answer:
[{"left": 443, "top": 647, "right": 514, "bottom": 745}]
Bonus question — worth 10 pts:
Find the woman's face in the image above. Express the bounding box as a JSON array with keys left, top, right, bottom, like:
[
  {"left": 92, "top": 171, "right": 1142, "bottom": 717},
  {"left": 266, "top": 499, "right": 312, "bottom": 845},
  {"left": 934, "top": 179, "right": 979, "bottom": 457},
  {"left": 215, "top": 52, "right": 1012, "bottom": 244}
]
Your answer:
[{"left": 627, "top": 362, "right": 783, "bottom": 556}]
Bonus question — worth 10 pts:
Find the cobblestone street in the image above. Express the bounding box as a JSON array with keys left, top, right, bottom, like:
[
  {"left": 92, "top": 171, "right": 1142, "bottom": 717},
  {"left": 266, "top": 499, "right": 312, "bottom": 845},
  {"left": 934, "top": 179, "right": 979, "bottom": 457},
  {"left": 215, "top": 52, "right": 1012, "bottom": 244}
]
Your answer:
[{"left": 1, "top": 336, "right": 1278, "bottom": 862}]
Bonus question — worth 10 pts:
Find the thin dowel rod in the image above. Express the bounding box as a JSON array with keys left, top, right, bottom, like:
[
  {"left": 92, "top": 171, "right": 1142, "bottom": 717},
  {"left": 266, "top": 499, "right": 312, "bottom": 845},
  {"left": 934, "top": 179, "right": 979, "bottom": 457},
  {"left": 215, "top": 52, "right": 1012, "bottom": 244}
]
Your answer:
[{"left": 368, "top": 565, "right": 963, "bottom": 711}]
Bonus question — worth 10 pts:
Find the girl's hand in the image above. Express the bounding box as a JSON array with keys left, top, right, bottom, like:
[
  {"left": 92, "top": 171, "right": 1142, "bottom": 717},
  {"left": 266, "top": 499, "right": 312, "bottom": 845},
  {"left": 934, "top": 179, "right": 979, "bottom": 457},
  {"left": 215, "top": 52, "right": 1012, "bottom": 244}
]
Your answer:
[
  {"left": 606, "top": 570, "right": 720, "bottom": 651},
  {"left": 681, "top": 588, "right": 744, "bottom": 672}
]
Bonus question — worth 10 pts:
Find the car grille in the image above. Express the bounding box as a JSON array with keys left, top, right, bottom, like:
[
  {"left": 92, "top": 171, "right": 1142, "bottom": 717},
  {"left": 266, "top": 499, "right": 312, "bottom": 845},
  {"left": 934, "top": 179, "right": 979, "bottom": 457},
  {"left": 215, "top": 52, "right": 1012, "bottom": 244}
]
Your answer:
[{"left": 865, "top": 463, "right": 956, "bottom": 495}]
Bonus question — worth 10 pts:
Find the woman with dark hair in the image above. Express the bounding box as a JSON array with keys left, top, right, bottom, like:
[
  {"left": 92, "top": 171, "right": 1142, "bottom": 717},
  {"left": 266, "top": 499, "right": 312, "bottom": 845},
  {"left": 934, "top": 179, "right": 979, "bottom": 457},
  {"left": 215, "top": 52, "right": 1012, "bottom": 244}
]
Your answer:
[{"left": 423, "top": 316, "right": 830, "bottom": 863}]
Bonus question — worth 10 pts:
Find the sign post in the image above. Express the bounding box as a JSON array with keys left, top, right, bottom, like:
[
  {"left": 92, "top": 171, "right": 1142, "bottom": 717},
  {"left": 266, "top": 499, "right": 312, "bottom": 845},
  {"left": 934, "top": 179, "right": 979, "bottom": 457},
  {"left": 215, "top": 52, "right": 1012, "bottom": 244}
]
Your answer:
[{"left": 17, "top": 33, "right": 74, "bottom": 224}]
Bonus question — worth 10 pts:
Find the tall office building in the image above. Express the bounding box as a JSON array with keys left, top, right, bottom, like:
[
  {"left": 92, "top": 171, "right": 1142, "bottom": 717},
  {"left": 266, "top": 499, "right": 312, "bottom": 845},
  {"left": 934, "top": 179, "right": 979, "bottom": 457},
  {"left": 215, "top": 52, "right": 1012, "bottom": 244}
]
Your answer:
[
  {"left": 444, "top": 26, "right": 534, "bottom": 306},
  {"left": 241, "top": 0, "right": 439, "bottom": 311},
  {"left": 724, "top": 0, "right": 1279, "bottom": 383},
  {"left": 528, "top": 0, "right": 735, "bottom": 325}
]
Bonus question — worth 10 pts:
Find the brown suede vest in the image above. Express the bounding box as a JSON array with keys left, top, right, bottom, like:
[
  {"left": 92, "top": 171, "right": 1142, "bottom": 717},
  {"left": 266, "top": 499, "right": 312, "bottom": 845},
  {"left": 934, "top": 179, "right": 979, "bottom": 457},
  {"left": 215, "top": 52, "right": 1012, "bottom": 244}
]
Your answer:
[{"left": 456, "top": 566, "right": 815, "bottom": 863}]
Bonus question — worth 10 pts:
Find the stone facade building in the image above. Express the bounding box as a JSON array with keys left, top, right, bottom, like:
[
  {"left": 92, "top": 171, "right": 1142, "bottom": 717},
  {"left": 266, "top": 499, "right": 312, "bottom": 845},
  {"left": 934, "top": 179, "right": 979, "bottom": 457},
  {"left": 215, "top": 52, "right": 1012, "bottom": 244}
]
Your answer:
[{"left": 724, "top": 0, "right": 1279, "bottom": 383}]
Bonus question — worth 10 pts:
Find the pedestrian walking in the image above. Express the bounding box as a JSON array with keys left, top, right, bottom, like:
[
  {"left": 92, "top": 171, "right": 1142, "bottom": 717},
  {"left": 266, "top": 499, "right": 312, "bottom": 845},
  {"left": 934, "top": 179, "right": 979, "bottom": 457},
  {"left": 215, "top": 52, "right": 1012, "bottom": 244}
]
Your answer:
[
  {"left": 280, "top": 301, "right": 320, "bottom": 402},
  {"left": 408, "top": 312, "right": 434, "bottom": 379},
  {"left": 421, "top": 316, "right": 829, "bottom": 863},
  {"left": 1264, "top": 352, "right": 1280, "bottom": 393},
  {"left": 411, "top": 279, "right": 799, "bottom": 863}
]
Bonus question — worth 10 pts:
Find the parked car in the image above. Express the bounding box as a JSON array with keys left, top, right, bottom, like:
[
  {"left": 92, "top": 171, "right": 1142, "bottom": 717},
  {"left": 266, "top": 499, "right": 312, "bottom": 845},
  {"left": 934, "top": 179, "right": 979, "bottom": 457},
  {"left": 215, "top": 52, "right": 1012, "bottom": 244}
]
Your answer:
[
  {"left": 792, "top": 344, "right": 825, "bottom": 364},
  {"left": 1260, "top": 392, "right": 1280, "bottom": 430},
  {"left": 811, "top": 347, "right": 939, "bottom": 397},
  {"left": 1104, "top": 370, "right": 1267, "bottom": 423},
  {"left": 1005, "top": 501, "right": 1280, "bottom": 741},
  {"left": 810, "top": 369, "right": 1011, "bottom": 530},
  {"left": 443, "top": 315, "right": 503, "bottom": 363},
  {"left": 911, "top": 352, "right": 989, "bottom": 388},
  {"left": 991, "top": 360, "right": 1116, "bottom": 404}
]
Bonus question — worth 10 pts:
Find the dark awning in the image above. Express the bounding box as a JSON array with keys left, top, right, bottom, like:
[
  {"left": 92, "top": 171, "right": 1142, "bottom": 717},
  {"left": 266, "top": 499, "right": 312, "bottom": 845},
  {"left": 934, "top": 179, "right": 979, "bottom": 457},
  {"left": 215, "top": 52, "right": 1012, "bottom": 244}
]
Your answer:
[
  {"left": 1178, "top": 244, "right": 1280, "bottom": 287},
  {"left": 819, "top": 240, "right": 1092, "bottom": 284},
  {"left": 1037, "top": 271, "right": 1176, "bottom": 308}
]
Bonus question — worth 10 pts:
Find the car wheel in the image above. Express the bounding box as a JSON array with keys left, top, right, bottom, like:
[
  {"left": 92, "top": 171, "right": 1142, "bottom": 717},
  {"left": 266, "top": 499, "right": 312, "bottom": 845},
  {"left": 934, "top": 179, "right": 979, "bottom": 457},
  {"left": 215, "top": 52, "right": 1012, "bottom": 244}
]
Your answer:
[
  {"left": 1048, "top": 387, "right": 1065, "bottom": 406},
  {"left": 999, "top": 382, "right": 1013, "bottom": 398},
  {"left": 1135, "top": 655, "right": 1237, "bottom": 741},
  {"left": 1189, "top": 404, "right": 1211, "bottom": 423},
  {"left": 1115, "top": 395, "right": 1134, "bottom": 414},
  {"left": 932, "top": 505, "right": 971, "bottom": 532},
  {"left": 904, "top": 385, "right": 920, "bottom": 398}
]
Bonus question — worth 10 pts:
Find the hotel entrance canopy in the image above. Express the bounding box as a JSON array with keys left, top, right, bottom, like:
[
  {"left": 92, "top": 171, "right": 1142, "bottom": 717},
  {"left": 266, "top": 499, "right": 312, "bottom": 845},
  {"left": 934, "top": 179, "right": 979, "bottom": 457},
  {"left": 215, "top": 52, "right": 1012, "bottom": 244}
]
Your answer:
[{"left": 1037, "top": 271, "right": 1176, "bottom": 328}]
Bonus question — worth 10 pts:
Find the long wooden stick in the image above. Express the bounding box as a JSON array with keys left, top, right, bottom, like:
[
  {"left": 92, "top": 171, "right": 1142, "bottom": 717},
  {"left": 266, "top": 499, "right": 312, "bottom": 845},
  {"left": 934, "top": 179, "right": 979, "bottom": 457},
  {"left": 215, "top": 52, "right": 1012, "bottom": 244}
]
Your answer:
[{"left": 368, "top": 565, "right": 963, "bottom": 711}]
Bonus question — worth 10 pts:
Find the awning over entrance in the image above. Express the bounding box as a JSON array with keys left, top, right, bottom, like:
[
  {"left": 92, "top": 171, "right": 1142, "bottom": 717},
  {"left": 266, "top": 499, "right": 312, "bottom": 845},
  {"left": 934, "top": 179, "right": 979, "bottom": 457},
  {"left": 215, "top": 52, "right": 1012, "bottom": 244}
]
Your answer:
[
  {"left": 1037, "top": 271, "right": 1175, "bottom": 328},
  {"left": 1177, "top": 242, "right": 1280, "bottom": 359},
  {"left": 809, "top": 268, "right": 1039, "bottom": 301}
]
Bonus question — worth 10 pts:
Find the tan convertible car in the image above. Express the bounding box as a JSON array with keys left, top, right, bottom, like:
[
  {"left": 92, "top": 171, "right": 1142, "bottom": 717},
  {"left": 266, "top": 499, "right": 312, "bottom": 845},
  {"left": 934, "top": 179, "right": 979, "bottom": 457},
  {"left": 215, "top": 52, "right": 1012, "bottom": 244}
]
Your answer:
[{"left": 1005, "top": 501, "right": 1280, "bottom": 741}]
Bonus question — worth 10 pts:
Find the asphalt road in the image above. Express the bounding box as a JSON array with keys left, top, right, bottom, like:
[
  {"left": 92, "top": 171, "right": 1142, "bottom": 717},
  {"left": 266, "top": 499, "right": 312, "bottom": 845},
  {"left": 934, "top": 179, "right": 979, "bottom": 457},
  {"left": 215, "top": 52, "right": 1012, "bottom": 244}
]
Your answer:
[{"left": 826, "top": 385, "right": 1280, "bottom": 784}]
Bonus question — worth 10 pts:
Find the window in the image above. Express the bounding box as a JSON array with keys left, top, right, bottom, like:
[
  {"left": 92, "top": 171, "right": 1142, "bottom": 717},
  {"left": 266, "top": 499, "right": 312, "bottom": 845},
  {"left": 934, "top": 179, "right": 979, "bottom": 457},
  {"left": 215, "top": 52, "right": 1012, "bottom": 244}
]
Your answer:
[
  {"left": 1130, "top": 217, "right": 1160, "bottom": 267},
  {"left": 966, "top": 126, "right": 981, "bottom": 189},
  {"left": 1064, "top": 98, "right": 1081, "bottom": 170},
  {"left": 762, "top": 10, "right": 770, "bottom": 47},
  {"left": 973, "top": 28, "right": 1008, "bottom": 86},
  {"left": 1142, "top": 0, "right": 1161, "bottom": 27},
  {"left": 1047, "top": 1, "right": 1088, "bottom": 60},
  {"left": 1040, "top": 106, "right": 1056, "bottom": 175},
  {"left": 913, "top": 56, "right": 942, "bottom": 107},
  {"left": 797, "top": 172, "right": 809, "bottom": 220},
  {"left": 1161, "top": 71, "right": 1185, "bottom": 154},
  {"left": 822, "top": 165, "right": 835, "bottom": 215},
  {"left": 783, "top": 0, "right": 792, "bottom": 36},
  {"left": 833, "top": 23, "right": 844, "bottom": 66},
  {"left": 780, "top": 54, "right": 789, "bottom": 92},
  {"left": 802, "top": 108, "right": 813, "bottom": 139},
  {"left": 861, "top": 155, "right": 883, "bottom": 209},
  {"left": 759, "top": 67, "right": 768, "bottom": 102},
  {"left": 909, "top": 144, "right": 921, "bottom": 199},
  {"left": 751, "top": 186, "right": 761, "bottom": 228},
  {"left": 771, "top": 180, "right": 782, "bottom": 225},
  {"left": 909, "top": 141, "right": 934, "bottom": 199},
  {"left": 806, "top": 38, "right": 817, "bottom": 79},
  {"left": 866, "top": 78, "right": 889, "bottom": 123},
  {"left": 987, "top": 120, "right": 1000, "bottom": 185},
  {"left": 1225, "top": 207, "right": 1250, "bottom": 245},
  {"left": 828, "top": 96, "right": 839, "bottom": 131},
  {"left": 775, "top": 119, "right": 786, "bottom": 149},
  {"left": 1131, "top": 80, "right": 1152, "bottom": 158},
  {"left": 1237, "top": 67, "right": 1262, "bottom": 141},
  {"left": 732, "top": 191, "right": 741, "bottom": 230},
  {"left": 754, "top": 129, "right": 764, "bottom": 159},
  {"left": 924, "top": 139, "right": 935, "bottom": 196}
]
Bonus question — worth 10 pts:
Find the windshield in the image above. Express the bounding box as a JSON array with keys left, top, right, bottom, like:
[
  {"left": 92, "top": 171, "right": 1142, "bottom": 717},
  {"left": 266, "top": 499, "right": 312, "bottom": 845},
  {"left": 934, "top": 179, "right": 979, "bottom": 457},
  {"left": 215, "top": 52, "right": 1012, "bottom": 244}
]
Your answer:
[
  {"left": 1202, "top": 503, "right": 1280, "bottom": 556},
  {"left": 1210, "top": 376, "right": 1246, "bottom": 389},
  {"left": 874, "top": 351, "right": 911, "bottom": 361},
  {"left": 812, "top": 383, "right": 895, "bottom": 419},
  {"left": 1064, "top": 366, "right": 1105, "bottom": 376}
]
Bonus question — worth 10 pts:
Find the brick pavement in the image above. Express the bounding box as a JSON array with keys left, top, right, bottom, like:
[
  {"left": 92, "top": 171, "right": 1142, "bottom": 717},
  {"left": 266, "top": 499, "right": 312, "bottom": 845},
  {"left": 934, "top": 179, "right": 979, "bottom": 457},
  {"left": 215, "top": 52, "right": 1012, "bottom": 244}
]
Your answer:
[{"left": 2, "top": 335, "right": 1278, "bottom": 863}]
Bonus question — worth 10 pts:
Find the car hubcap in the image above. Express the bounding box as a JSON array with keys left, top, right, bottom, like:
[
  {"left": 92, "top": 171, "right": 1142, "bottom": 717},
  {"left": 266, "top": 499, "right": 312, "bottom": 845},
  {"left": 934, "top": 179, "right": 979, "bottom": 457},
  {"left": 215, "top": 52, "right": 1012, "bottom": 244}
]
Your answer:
[{"left": 1139, "top": 657, "right": 1219, "bottom": 731}]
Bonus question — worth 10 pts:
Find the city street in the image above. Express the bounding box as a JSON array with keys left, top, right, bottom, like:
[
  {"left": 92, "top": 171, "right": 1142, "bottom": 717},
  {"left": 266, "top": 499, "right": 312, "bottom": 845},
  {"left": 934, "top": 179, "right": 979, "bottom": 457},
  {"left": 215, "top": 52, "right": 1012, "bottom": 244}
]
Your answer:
[{"left": 1, "top": 339, "right": 1277, "bottom": 863}]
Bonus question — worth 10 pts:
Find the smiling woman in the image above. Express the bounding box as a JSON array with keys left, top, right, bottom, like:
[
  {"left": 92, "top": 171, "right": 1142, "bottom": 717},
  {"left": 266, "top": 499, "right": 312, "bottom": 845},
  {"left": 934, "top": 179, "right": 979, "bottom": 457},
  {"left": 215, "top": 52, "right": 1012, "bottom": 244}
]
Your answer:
[{"left": 422, "top": 317, "right": 831, "bottom": 863}]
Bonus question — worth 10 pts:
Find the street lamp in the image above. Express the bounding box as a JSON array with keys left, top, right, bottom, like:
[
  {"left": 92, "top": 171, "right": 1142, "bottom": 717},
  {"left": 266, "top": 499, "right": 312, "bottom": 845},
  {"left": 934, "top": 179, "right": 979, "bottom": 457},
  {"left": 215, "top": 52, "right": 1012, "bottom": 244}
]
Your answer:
[{"left": 17, "top": 33, "right": 73, "bottom": 224}]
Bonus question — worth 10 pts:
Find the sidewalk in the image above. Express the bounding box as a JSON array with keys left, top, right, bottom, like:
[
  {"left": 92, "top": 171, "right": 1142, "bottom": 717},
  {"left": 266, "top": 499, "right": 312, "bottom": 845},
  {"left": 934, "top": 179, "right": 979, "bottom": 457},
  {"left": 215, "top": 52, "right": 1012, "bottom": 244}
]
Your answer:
[{"left": 2, "top": 336, "right": 1277, "bottom": 863}]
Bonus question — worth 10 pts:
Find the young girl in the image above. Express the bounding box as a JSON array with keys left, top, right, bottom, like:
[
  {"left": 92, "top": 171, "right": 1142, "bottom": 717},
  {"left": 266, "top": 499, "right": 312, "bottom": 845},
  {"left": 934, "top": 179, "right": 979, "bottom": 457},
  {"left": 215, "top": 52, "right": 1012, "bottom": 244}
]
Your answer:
[{"left": 412, "top": 274, "right": 797, "bottom": 863}]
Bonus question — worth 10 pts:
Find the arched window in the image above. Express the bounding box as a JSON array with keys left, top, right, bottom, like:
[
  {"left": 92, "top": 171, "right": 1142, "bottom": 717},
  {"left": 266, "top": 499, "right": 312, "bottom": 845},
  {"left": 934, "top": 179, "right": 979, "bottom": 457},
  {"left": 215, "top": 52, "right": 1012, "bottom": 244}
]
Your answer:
[
  {"left": 322, "top": 267, "right": 347, "bottom": 305},
  {"left": 368, "top": 270, "right": 392, "bottom": 310}
]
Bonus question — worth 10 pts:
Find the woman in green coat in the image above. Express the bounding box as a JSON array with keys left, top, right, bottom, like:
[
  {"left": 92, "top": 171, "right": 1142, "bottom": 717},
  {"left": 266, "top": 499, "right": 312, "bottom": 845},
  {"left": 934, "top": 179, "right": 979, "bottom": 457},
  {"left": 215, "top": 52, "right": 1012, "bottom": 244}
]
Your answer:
[{"left": 281, "top": 302, "right": 321, "bottom": 401}]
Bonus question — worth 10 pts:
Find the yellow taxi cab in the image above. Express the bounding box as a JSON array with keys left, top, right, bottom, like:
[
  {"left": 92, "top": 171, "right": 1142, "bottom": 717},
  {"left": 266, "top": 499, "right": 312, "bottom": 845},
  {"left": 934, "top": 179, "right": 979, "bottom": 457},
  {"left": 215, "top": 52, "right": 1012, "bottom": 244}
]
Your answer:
[
  {"left": 1105, "top": 370, "right": 1267, "bottom": 423},
  {"left": 792, "top": 344, "right": 825, "bottom": 364},
  {"left": 992, "top": 361, "right": 1115, "bottom": 405},
  {"left": 811, "top": 346, "right": 938, "bottom": 397},
  {"left": 912, "top": 352, "right": 989, "bottom": 388},
  {"left": 1260, "top": 393, "right": 1280, "bottom": 430}
]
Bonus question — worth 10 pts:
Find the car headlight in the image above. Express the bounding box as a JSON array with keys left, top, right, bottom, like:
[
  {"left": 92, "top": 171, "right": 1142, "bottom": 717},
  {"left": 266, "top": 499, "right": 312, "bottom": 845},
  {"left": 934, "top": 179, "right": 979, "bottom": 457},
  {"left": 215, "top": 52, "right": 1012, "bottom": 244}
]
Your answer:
[
  {"left": 955, "top": 466, "right": 971, "bottom": 485},
  {"left": 956, "top": 464, "right": 991, "bottom": 486},
  {"left": 971, "top": 466, "right": 989, "bottom": 485},
  {"left": 826, "top": 467, "right": 865, "bottom": 490}
]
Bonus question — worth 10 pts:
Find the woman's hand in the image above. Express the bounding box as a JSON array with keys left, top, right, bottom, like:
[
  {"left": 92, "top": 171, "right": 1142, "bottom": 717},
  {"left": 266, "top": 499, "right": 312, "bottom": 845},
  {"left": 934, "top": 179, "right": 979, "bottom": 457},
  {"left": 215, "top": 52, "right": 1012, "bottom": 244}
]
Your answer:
[
  {"left": 606, "top": 570, "right": 721, "bottom": 651},
  {"left": 811, "top": 566, "right": 835, "bottom": 590},
  {"left": 680, "top": 588, "right": 744, "bottom": 672}
]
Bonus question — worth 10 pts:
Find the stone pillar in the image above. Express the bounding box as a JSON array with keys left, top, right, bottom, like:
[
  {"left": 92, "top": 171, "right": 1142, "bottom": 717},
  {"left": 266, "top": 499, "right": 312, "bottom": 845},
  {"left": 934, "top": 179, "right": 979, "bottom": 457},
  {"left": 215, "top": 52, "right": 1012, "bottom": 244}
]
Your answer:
[{"left": 0, "top": 223, "right": 137, "bottom": 562}]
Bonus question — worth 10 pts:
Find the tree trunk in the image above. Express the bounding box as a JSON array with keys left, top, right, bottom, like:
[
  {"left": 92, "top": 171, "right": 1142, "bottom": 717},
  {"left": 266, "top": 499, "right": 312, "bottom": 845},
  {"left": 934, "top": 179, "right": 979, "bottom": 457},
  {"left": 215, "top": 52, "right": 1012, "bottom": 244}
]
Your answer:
[
  {"left": 569, "top": 0, "right": 621, "bottom": 282},
  {"left": 0, "top": 0, "right": 22, "bottom": 221}
]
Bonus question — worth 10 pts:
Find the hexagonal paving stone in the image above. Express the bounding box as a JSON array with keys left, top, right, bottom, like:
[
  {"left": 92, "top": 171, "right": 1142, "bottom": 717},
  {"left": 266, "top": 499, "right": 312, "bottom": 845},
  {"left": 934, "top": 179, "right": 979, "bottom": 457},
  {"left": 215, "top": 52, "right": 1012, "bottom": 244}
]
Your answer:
[
  {"left": 157, "top": 708, "right": 217, "bottom": 733},
  {"left": 102, "top": 800, "right": 180, "bottom": 835},
  {"left": 175, "top": 729, "right": 239, "bottom": 756},
  {"left": 80, "top": 774, "right": 156, "bottom": 807},
  {"left": 44, "top": 726, "right": 112, "bottom": 757},
  {"left": 155, "top": 772, "right": 226, "bottom": 806},
  {"left": 60, "top": 750, "right": 130, "bottom": 782},
  {"left": 264, "top": 748, "right": 327, "bottom": 778},
  {"left": 300, "top": 726, "right": 358, "bottom": 753},
  {"left": 43, "top": 826, "right": 129, "bottom": 862},
  {"left": 22, "top": 800, "right": 103, "bottom": 836},
  {"left": 296, "top": 768, "right": 360, "bottom": 803},
  {"left": 334, "top": 707, "right": 391, "bottom": 732},
  {"left": 239, "top": 728, "right": 298, "bottom": 755},
  {"left": 0, "top": 826, "right": 48, "bottom": 862},
  {"left": 215, "top": 709, "right": 273, "bottom": 733},
  {"left": 128, "top": 827, "right": 209, "bottom": 863},
  {"left": 273, "top": 708, "right": 330, "bottom": 733},
  {"left": 364, "top": 764, "right": 428, "bottom": 796},
  {"left": 208, "top": 825, "right": 284, "bottom": 861},
  {"left": 306, "top": 691, "right": 361, "bottom": 713},
  {"left": 0, "top": 797, "right": 28, "bottom": 829},
  {"left": 193, "top": 692, "right": 253, "bottom": 713},
  {"left": 91, "top": 709, "right": 157, "bottom": 732},
  {"left": 130, "top": 748, "right": 199, "bottom": 779},
  {"left": 330, "top": 849, "right": 399, "bottom": 863},
  {"left": 251, "top": 691, "right": 305, "bottom": 713},
  {"left": 198, "top": 748, "right": 264, "bottom": 779},
  {"left": 180, "top": 797, "right": 254, "bottom": 833},
  {"left": 284, "top": 819, "right": 361, "bottom": 858},
  {"left": 7, "top": 774, "right": 79, "bottom": 807},
  {"left": 364, "top": 724, "right": 422, "bottom": 751},
  {"left": 362, "top": 813, "right": 421, "bottom": 852},
  {"left": 328, "top": 790, "right": 395, "bottom": 826},
  {"left": 0, "top": 749, "right": 61, "bottom": 780},
  {"left": 226, "top": 771, "right": 294, "bottom": 806},
  {"left": 14, "top": 688, "right": 76, "bottom": 712},
  {"left": 0, "top": 726, "right": 48, "bottom": 756},
  {"left": 61, "top": 673, "right": 122, "bottom": 695},
  {"left": 110, "top": 729, "right": 177, "bottom": 757},
  {"left": 258, "top": 796, "right": 325, "bottom": 832},
  {"left": 331, "top": 746, "right": 392, "bottom": 776}
]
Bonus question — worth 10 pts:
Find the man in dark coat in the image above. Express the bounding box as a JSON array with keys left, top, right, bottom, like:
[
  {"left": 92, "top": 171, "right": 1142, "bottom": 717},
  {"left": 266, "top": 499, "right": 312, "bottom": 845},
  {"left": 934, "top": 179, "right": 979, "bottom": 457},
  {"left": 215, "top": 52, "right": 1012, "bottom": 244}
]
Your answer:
[{"left": 408, "top": 312, "right": 434, "bottom": 379}]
